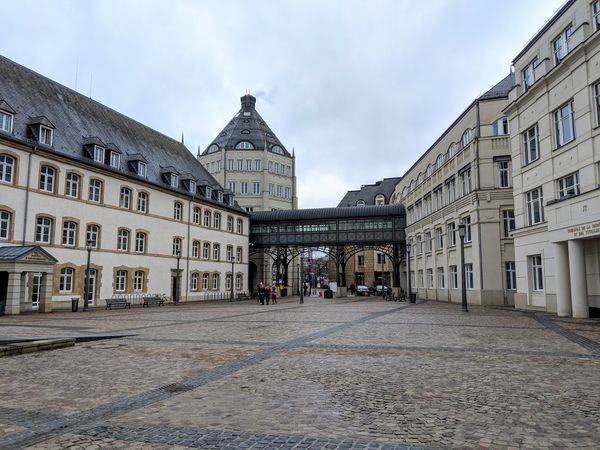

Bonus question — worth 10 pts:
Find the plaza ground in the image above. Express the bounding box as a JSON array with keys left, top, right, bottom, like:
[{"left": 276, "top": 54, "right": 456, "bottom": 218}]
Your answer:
[{"left": 1, "top": 296, "right": 599, "bottom": 449}]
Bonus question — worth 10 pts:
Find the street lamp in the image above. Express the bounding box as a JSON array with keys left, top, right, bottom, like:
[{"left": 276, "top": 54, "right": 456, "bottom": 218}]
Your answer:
[
  {"left": 175, "top": 250, "right": 181, "bottom": 305},
  {"left": 230, "top": 255, "right": 235, "bottom": 302},
  {"left": 457, "top": 222, "right": 468, "bottom": 312},
  {"left": 299, "top": 250, "right": 304, "bottom": 304},
  {"left": 406, "top": 243, "right": 413, "bottom": 303},
  {"left": 380, "top": 253, "right": 385, "bottom": 297},
  {"left": 83, "top": 239, "right": 93, "bottom": 311}
]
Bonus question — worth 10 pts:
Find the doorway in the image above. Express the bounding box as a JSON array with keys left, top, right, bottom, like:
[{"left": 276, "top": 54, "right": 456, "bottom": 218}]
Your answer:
[
  {"left": 31, "top": 272, "right": 42, "bottom": 310},
  {"left": 0, "top": 271, "right": 8, "bottom": 315},
  {"left": 86, "top": 269, "right": 97, "bottom": 306}
]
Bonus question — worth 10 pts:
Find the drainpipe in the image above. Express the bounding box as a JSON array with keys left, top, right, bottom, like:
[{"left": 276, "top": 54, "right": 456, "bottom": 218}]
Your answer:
[
  {"left": 185, "top": 195, "right": 192, "bottom": 303},
  {"left": 22, "top": 146, "right": 35, "bottom": 245},
  {"left": 475, "top": 101, "right": 484, "bottom": 291}
]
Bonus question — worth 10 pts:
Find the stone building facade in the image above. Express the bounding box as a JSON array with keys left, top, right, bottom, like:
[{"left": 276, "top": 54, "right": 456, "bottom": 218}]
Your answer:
[{"left": 0, "top": 55, "right": 249, "bottom": 314}]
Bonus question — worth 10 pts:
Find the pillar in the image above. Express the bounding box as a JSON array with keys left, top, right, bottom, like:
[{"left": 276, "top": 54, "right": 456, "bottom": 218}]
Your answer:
[
  {"left": 19, "top": 272, "right": 32, "bottom": 313},
  {"left": 4, "top": 272, "right": 22, "bottom": 315},
  {"left": 568, "top": 239, "right": 588, "bottom": 318},
  {"left": 554, "top": 242, "right": 572, "bottom": 317},
  {"left": 38, "top": 271, "right": 53, "bottom": 313}
]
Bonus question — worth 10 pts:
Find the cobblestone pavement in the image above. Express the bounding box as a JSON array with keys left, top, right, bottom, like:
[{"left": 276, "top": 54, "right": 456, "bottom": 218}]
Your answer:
[{"left": 1, "top": 297, "right": 600, "bottom": 449}]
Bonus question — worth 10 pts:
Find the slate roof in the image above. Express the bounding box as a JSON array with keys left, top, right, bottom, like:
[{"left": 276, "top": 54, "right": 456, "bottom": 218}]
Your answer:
[
  {"left": 337, "top": 177, "right": 402, "bottom": 207},
  {"left": 0, "top": 246, "right": 57, "bottom": 262},
  {"left": 251, "top": 204, "right": 405, "bottom": 222},
  {"left": 202, "top": 94, "right": 291, "bottom": 157},
  {"left": 478, "top": 72, "right": 515, "bottom": 100},
  {"left": 0, "top": 55, "right": 245, "bottom": 214}
]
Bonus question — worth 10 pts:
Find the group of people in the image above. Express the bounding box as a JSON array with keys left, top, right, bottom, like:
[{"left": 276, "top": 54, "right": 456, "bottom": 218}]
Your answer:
[{"left": 256, "top": 283, "right": 277, "bottom": 305}]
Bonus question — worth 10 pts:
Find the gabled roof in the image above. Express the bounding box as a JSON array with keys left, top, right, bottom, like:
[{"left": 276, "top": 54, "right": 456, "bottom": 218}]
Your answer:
[
  {"left": 478, "top": 73, "right": 515, "bottom": 100},
  {"left": 338, "top": 177, "right": 402, "bottom": 207},
  {"left": 0, "top": 55, "right": 245, "bottom": 213},
  {"left": 0, "top": 246, "right": 57, "bottom": 262},
  {"left": 202, "top": 94, "right": 290, "bottom": 157}
]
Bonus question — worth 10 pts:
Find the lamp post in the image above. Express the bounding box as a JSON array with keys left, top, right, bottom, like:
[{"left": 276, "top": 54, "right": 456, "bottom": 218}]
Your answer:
[
  {"left": 83, "top": 239, "right": 93, "bottom": 311},
  {"left": 299, "top": 250, "right": 304, "bottom": 304},
  {"left": 380, "top": 253, "right": 385, "bottom": 297},
  {"left": 457, "top": 222, "right": 468, "bottom": 312},
  {"left": 175, "top": 250, "right": 181, "bottom": 305},
  {"left": 406, "top": 243, "right": 412, "bottom": 303},
  {"left": 230, "top": 255, "right": 235, "bottom": 302}
]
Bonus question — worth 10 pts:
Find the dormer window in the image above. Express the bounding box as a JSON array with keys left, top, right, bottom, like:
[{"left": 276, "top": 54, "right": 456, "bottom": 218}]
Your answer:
[
  {"left": 189, "top": 180, "right": 196, "bottom": 194},
  {"left": 207, "top": 144, "right": 219, "bottom": 153},
  {"left": 228, "top": 195, "right": 234, "bottom": 206},
  {"left": 93, "top": 146, "right": 105, "bottom": 163},
  {"left": 205, "top": 186, "right": 212, "bottom": 199},
  {"left": 109, "top": 151, "right": 121, "bottom": 168},
  {"left": 235, "top": 141, "right": 254, "bottom": 150},
  {"left": 0, "top": 111, "right": 13, "bottom": 133},
  {"left": 138, "top": 161, "right": 147, "bottom": 177},
  {"left": 40, "top": 126, "right": 53, "bottom": 146},
  {"left": 170, "top": 174, "right": 179, "bottom": 188},
  {"left": 272, "top": 145, "right": 284, "bottom": 155},
  {"left": 217, "top": 191, "right": 223, "bottom": 202}
]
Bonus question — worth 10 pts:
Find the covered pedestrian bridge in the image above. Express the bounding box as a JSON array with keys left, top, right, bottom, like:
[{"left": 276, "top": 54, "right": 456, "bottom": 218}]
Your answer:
[{"left": 249, "top": 204, "right": 406, "bottom": 295}]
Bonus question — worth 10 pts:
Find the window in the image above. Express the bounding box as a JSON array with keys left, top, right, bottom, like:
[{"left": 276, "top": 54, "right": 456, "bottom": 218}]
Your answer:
[
  {"left": 192, "top": 240, "right": 200, "bottom": 258},
  {"left": 202, "top": 273, "right": 209, "bottom": 290},
  {"left": 522, "top": 57, "right": 537, "bottom": 91},
  {"left": 416, "top": 235, "right": 423, "bottom": 255},
  {"left": 435, "top": 227, "right": 443, "bottom": 250},
  {"left": 433, "top": 187, "right": 443, "bottom": 210},
  {"left": 227, "top": 159, "right": 234, "bottom": 171},
  {"left": 191, "top": 272, "right": 199, "bottom": 291},
  {"left": 417, "top": 270, "right": 424, "bottom": 288},
  {"left": 268, "top": 161, "right": 273, "bottom": 173},
  {"left": 172, "top": 237, "right": 182, "bottom": 256},
  {"left": 498, "top": 160, "right": 510, "bottom": 188},
  {"left": 214, "top": 212, "right": 221, "bottom": 229},
  {"left": 358, "top": 255, "right": 365, "bottom": 266},
  {"left": 377, "top": 253, "right": 386, "bottom": 265},
  {"left": 174, "top": 201, "right": 183, "bottom": 221},
  {"left": 246, "top": 159, "right": 252, "bottom": 171},
  {"left": 39, "top": 165, "right": 56, "bottom": 192},
  {"left": 211, "top": 273, "right": 220, "bottom": 290},
  {"left": 241, "top": 182, "right": 248, "bottom": 194},
  {"left": 502, "top": 210, "right": 515, "bottom": 238},
  {"left": 170, "top": 173, "right": 179, "bottom": 188},
  {"left": 436, "top": 154, "right": 445, "bottom": 169},
  {"left": 226, "top": 245, "right": 234, "bottom": 262},
  {"left": 268, "top": 183, "right": 274, "bottom": 195},
  {"left": 448, "top": 143, "right": 456, "bottom": 159},
  {"left": 119, "top": 188, "right": 131, "bottom": 209},
  {"left": 0, "top": 111, "right": 13, "bottom": 132},
  {"left": 465, "top": 264, "right": 473, "bottom": 289},
  {"left": 437, "top": 268, "right": 445, "bottom": 289},
  {"left": 426, "top": 165, "right": 433, "bottom": 177},
  {"left": 212, "top": 243, "right": 220, "bottom": 260},
  {"left": 458, "top": 168, "right": 471, "bottom": 196},
  {"left": 450, "top": 265, "right": 458, "bottom": 289},
  {"left": 134, "top": 271, "right": 144, "bottom": 291},
  {"left": 93, "top": 146, "right": 104, "bottom": 163},
  {"left": 228, "top": 181, "right": 236, "bottom": 193},
  {"left": 558, "top": 172, "right": 580, "bottom": 198},
  {"left": 86, "top": 224, "right": 99, "bottom": 248},
  {"left": 237, "top": 219, "right": 243, "bottom": 234},
  {"left": 506, "top": 262, "right": 516, "bottom": 290},
  {"left": 235, "top": 141, "right": 255, "bottom": 150},
  {"left": 59, "top": 268, "right": 74, "bottom": 292},
  {"left": 217, "top": 191, "right": 223, "bottom": 202},
  {"left": 252, "top": 182, "right": 261, "bottom": 195},
  {"left": 62, "top": 221, "right": 77, "bottom": 247},
  {"left": 272, "top": 145, "right": 284, "bottom": 155},
  {"left": 526, "top": 187, "right": 544, "bottom": 225},
  {"left": 226, "top": 216, "right": 234, "bottom": 232},
  {"left": 189, "top": 180, "right": 196, "bottom": 193},
  {"left": 594, "top": 1, "right": 600, "bottom": 29},
  {"left": 0, "top": 210, "right": 11, "bottom": 240},
  {"left": 40, "top": 126, "right": 53, "bottom": 146},
  {"left": 115, "top": 270, "right": 127, "bottom": 292},
  {"left": 110, "top": 151, "right": 120, "bottom": 168},
  {"left": 205, "top": 186, "right": 212, "bottom": 199},
  {"left": 425, "top": 232, "right": 432, "bottom": 253},
  {"left": 35, "top": 216, "right": 53, "bottom": 243},
  {"left": 492, "top": 117, "right": 510, "bottom": 136},
  {"left": 135, "top": 232, "right": 146, "bottom": 253},
  {"left": 0, "top": 154, "right": 15, "bottom": 183},
  {"left": 193, "top": 207, "right": 201, "bottom": 224},
  {"left": 448, "top": 222, "right": 456, "bottom": 247},
  {"left": 117, "top": 229, "right": 129, "bottom": 252},
  {"left": 554, "top": 101, "right": 575, "bottom": 147},
  {"left": 462, "top": 129, "right": 472, "bottom": 147},
  {"left": 88, "top": 179, "right": 102, "bottom": 203},
  {"left": 446, "top": 178, "right": 455, "bottom": 203},
  {"left": 285, "top": 187, "right": 291, "bottom": 199},
  {"left": 277, "top": 185, "right": 283, "bottom": 197},
  {"left": 225, "top": 273, "right": 232, "bottom": 290},
  {"left": 463, "top": 216, "right": 472, "bottom": 243},
  {"left": 522, "top": 125, "right": 539, "bottom": 165},
  {"left": 137, "top": 192, "right": 148, "bottom": 213},
  {"left": 64, "top": 173, "right": 80, "bottom": 198},
  {"left": 531, "top": 255, "right": 544, "bottom": 291},
  {"left": 202, "top": 242, "right": 210, "bottom": 259},
  {"left": 137, "top": 161, "right": 147, "bottom": 177},
  {"left": 427, "top": 269, "right": 434, "bottom": 288},
  {"left": 423, "top": 195, "right": 432, "bottom": 216},
  {"left": 236, "top": 274, "right": 242, "bottom": 290},
  {"left": 553, "top": 25, "right": 573, "bottom": 65},
  {"left": 203, "top": 210, "right": 211, "bottom": 227},
  {"left": 236, "top": 247, "right": 242, "bottom": 263}
]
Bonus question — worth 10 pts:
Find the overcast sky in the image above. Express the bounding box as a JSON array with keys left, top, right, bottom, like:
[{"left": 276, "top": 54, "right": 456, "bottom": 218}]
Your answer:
[{"left": 3, "top": 0, "right": 565, "bottom": 208}]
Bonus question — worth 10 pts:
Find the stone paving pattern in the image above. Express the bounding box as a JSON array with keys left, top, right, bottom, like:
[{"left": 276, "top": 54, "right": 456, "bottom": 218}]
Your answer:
[{"left": 1, "top": 297, "right": 600, "bottom": 449}]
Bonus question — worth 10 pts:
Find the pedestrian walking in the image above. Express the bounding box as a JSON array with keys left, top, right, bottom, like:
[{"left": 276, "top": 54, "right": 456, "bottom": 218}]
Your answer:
[{"left": 271, "top": 286, "right": 277, "bottom": 304}]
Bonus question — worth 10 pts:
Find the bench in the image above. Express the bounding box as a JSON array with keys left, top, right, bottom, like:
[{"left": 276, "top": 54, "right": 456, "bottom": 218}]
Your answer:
[
  {"left": 142, "top": 295, "right": 165, "bottom": 307},
  {"left": 105, "top": 297, "right": 131, "bottom": 310},
  {"left": 236, "top": 293, "right": 252, "bottom": 302}
]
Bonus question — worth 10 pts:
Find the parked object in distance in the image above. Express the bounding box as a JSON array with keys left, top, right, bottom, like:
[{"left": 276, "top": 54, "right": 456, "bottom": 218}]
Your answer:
[
  {"left": 356, "top": 285, "right": 370, "bottom": 296},
  {"left": 375, "top": 285, "right": 389, "bottom": 296}
]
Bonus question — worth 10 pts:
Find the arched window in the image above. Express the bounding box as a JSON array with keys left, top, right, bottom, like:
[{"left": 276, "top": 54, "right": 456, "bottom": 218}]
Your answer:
[
  {"left": 426, "top": 165, "right": 433, "bottom": 177},
  {"left": 202, "top": 242, "right": 210, "bottom": 259},
  {"left": 117, "top": 229, "right": 130, "bottom": 252},
  {"left": 207, "top": 144, "right": 219, "bottom": 153},
  {"left": 241, "top": 129, "right": 250, "bottom": 134},
  {"left": 86, "top": 224, "right": 100, "bottom": 248},
  {"left": 409, "top": 180, "right": 415, "bottom": 191},
  {"left": 375, "top": 194, "right": 385, "bottom": 205},
  {"left": 436, "top": 154, "right": 445, "bottom": 169},
  {"left": 271, "top": 145, "right": 284, "bottom": 155},
  {"left": 172, "top": 237, "right": 182, "bottom": 256},
  {"left": 59, "top": 268, "right": 74, "bottom": 293},
  {"left": 65, "top": 173, "right": 81, "bottom": 198},
  {"left": 88, "top": 179, "right": 103, "bottom": 203},
  {"left": 462, "top": 129, "right": 472, "bottom": 147},
  {"left": 356, "top": 200, "right": 366, "bottom": 206},
  {"left": 0, "top": 154, "right": 15, "bottom": 183},
  {"left": 226, "top": 245, "right": 233, "bottom": 262},
  {"left": 417, "top": 173, "right": 423, "bottom": 184},
  {"left": 35, "top": 216, "right": 53, "bottom": 243},
  {"left": 213, "top": 212, "right": 221, "bottom": 229},
  {"left": 212, "top": 243, "right": 220, "bottom": 260},
  {"left": 174, "top": 201, "right": 183, "bottom": 221},
  {"left": 212, "top": 273, "right": 220, "bottom": 290},
  {"left": 191, "top": 272, "right": 199, "bottom": 291},
  {"left": 0, "top": 210, "right": 12, "bottom": 240},
  {"left": 235, "top": 141, "right": 255, "bottom": 150},
  {"left": 203, "top": 210, "right": 211, "bottom": 227},
  {"left": 225, "top": 273, "right": 232, "bottom": 290},
  {"left": 119, "top": 187, "right": 131, "bottom": 209},
  {"left": 236, "top": 218, "right": 243, "bottom": 234},
  {"left": 448, "top": 143, "right": 456, "bottom": 159},
  {"left": 39, "top": 165, "right": 56, "bottom": 193},
  {"left": 134, "top": 271, "right": 145, "bottom": 291},
  {"left": 202, "top": 273, "right": 209, "bottom": 290},
  {"left": 192, "top": 240, "right": 200, "bottom": 258},
  {"left": 62, "top": 221, "right": 77, "bottom": 247},
  {"left": 236, "top": 247, "right": 243, "bottom": 263},
  {"left": 227, "top": 215, "right": 234, "bottom": 232},
  {"left": 235, "top": 274, "right": 242, "bottom": 290},
  {"left": 135, "top": 232, "right": 147, "bottom": 253},
  {"left": 193, "top": 207, "right": 201, "bottom": 224},
  {"left": 137, "top": 192, "right": 148, "bottom": 213},
  {"left": 115, "top": 270, "right": 127, "bottom": 292}
]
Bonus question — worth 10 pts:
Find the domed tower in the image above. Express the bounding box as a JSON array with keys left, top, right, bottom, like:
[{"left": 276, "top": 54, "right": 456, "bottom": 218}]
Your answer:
[
  {"left": 198, "top": 94, "right": 297, "bottom": 212},
  {"left": 198, "top": 94, "right": 299, "bottom": 291}
]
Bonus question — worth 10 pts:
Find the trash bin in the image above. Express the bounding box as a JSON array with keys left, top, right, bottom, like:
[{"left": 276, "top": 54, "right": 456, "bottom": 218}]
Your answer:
[
  {"left": 324, "top": 290, "right": 333, "bottom": 299},
  {"left": 280, "top": 288, "right": 288, "bottom": 297},
  {"left": 410, "top": 293, "right": 416, "bottom": 303},
  {"left": 71, "top": 297, "right": 79, "bottom": 312}
]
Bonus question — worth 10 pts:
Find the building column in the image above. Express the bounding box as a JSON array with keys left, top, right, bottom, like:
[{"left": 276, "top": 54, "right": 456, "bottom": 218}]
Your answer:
[
  {"left": 38, "top": 271, "right": 53, "bottom": 313},
  {"left": 5, "top": 272, "right": 22, "bottom": 315},
  {"left": 19, "top": 272, "right": 32, "bottom": 313},
  {"left": 568, "top": 239, "right": 588, "bottom": 318},
  {"left": 554, "top": 242, "right": 572, "bottom": 317}
]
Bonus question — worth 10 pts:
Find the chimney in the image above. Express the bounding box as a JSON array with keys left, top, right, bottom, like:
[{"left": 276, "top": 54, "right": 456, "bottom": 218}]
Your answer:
[{"left": 240, "top": 94, "right": 256, "bottom": 109}]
